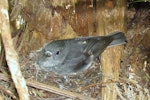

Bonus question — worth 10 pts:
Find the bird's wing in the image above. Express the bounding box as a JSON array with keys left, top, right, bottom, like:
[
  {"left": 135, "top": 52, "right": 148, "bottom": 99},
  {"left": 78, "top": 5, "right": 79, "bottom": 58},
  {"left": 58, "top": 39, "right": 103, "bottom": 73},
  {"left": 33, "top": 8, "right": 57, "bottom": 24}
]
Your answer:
[
  {"left": 62, "top": 43, "right": 90, "bottom": 72},
  {"left": 75, "top": 36, "right": 113, "bottom": 57}
]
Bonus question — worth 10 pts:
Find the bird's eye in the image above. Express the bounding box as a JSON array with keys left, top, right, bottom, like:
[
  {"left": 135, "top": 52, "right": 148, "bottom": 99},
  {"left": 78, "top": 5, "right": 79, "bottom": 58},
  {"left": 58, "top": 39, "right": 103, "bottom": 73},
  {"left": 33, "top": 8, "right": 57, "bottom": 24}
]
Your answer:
[
  {"left": 56, "top": 51, "right": 60, "bottom": 55},
  {"left": 45, "top": 51, "right": 52, "bottom": 57}
]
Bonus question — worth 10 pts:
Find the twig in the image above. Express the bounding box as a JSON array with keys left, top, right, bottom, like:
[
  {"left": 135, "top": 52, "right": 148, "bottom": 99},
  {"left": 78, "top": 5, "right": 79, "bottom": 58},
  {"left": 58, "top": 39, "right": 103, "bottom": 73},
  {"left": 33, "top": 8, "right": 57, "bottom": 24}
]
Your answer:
[
  {"left": 81, "top": 79, "right": 121, "bottom": 91},
  {"left": 0, "top": 85, "right": 17, "bottom": 100},
  {"left": 0, "top": 73, "right": 10, "bottom": 81},
  {"left": 26, "top": 80, "right": 96, "bottom": 100},
  {"left": 0, "top": 73, "right": 96, "bottom": 100},
  {"left": 81, "top": 82, "right": 104, "bottom": 91},
  {"left": 0, "top": 0, "right": 29, "bottom": 100}
]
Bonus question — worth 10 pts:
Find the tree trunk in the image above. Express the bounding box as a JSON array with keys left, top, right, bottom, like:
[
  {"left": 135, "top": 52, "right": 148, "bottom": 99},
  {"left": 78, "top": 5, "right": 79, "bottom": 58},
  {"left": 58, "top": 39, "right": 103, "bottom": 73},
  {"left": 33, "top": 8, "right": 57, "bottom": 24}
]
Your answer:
[{"left": 96, "top": 0, "right": 126, "bottom": 100}]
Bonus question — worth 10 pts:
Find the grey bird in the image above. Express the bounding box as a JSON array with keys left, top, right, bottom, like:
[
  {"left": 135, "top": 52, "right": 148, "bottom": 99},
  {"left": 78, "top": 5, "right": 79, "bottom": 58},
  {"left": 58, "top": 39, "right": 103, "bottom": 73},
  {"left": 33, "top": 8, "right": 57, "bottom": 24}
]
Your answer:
[{"left": 37, "top": 32, "right": 126, "bottom": 75}]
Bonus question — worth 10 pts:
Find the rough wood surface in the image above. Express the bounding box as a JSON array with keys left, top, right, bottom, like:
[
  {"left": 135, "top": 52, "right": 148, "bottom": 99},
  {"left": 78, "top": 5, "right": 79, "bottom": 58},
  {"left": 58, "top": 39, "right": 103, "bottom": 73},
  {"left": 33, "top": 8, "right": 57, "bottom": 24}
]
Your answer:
[{"left": 96, "top": 0, "right": 126, "bottom": 100}]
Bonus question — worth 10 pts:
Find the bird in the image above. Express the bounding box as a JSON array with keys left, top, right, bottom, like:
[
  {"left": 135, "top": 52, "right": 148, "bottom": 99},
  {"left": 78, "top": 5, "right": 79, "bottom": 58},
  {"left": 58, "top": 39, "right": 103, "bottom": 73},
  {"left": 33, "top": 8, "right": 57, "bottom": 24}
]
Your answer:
[{"left": 37, "top": 32, "right": 126, "bottom": 75}]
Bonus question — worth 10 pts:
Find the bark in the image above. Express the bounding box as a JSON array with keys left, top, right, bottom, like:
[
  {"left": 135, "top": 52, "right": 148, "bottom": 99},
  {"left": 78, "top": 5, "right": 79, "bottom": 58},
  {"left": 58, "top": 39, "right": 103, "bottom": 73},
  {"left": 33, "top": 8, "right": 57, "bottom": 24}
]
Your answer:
[{"left": 96, "top": 0, "right": 126, "bottom": 100}]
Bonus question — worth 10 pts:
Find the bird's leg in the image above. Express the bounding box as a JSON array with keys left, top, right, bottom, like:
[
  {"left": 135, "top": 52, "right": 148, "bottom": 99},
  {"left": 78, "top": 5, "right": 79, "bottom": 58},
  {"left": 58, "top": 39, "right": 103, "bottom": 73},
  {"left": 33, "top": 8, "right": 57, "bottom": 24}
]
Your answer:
[{"left": 97, "top": 56, "right": 101, "bottom": 63}]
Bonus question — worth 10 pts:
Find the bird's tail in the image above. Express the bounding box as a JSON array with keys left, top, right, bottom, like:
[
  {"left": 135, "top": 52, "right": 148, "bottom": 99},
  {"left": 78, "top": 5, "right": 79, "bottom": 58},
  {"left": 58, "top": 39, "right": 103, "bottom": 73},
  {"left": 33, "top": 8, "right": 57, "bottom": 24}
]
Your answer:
[{"left": 107, "top": 32, "right": 126, "bottom": 47}]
